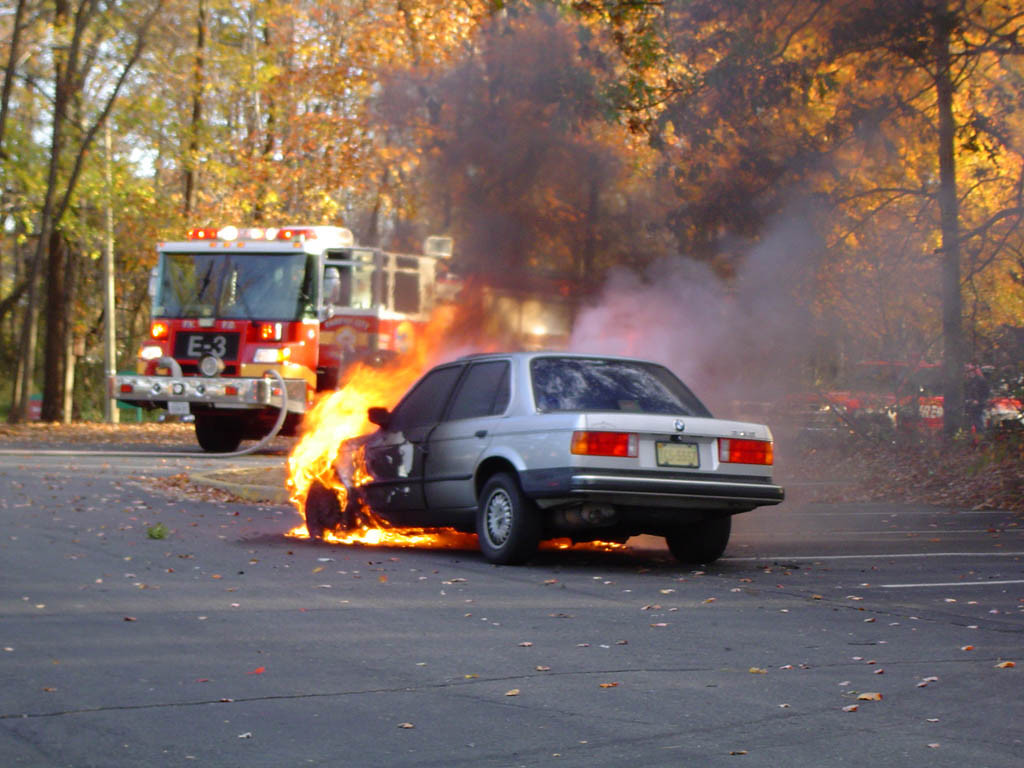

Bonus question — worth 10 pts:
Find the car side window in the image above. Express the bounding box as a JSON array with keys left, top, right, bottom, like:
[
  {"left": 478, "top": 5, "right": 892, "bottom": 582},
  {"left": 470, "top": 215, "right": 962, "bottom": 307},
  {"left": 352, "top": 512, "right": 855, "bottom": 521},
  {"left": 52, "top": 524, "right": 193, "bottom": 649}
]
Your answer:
[
  {"left": 389, "top": 365, "right": 464, "bottom": 431},
  {"left": 446, "top": 361, "right": 510, "bottom": 421}
]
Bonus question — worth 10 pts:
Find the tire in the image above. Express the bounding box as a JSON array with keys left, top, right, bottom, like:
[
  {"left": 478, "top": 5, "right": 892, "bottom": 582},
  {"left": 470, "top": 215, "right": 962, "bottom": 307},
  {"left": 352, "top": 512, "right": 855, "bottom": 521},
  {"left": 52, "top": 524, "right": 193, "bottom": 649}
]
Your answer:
[
  {"left": 476, "top": 473, "right": 541, "bottom": 565},
  {"left": 665, "top": 516, "right": 731, "bottom": 564},
  {"left": 194, "top": 413, "right": 243, "bottom": 453},
  {"left": 304, "top": 479, "right": 346, "bottom": 540}
]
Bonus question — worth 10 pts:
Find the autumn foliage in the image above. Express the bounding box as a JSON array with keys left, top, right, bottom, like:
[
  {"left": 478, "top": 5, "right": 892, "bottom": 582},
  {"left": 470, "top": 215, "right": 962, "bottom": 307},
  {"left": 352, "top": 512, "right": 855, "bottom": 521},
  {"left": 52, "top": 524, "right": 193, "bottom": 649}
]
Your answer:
[{"left": 0, "top": 0, "right": 1021, "bottom": 445}]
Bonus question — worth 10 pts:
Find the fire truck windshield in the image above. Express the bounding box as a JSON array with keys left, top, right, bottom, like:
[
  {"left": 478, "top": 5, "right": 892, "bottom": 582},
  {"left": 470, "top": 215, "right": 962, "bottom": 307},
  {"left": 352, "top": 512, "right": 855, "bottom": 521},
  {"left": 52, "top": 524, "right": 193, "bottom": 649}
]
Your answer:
[{"left": 155, "top": 251, "right": 317, "bottom": 321}]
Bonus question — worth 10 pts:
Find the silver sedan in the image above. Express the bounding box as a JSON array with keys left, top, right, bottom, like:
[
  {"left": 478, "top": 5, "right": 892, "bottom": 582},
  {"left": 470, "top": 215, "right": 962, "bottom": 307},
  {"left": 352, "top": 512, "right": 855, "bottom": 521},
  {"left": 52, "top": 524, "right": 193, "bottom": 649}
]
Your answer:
[{"left": 304, "top": 352, "right": 784, "bottom": 564}]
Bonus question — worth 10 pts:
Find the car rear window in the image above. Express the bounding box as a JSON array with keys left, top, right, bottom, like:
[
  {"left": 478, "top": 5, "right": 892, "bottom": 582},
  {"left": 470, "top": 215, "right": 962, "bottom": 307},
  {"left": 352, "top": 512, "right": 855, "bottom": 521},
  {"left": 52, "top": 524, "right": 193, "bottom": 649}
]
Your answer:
[{"left": 530, "top": 357, "right": 711, "bottom": 417}]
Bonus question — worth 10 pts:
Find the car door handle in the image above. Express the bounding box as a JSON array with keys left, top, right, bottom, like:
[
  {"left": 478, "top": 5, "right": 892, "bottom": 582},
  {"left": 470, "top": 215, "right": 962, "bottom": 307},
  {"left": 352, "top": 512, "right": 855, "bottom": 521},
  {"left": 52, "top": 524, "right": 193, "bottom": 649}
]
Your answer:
[{"left": 475, "top": 430, "right": 487, "bottom": 438}]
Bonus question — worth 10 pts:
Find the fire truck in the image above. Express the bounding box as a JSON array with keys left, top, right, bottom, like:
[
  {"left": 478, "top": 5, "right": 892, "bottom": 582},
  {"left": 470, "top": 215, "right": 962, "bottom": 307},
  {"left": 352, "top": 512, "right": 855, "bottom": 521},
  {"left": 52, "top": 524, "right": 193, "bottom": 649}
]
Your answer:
[{"left": 111, "top": 225, "right": 453, "bottom": 451}]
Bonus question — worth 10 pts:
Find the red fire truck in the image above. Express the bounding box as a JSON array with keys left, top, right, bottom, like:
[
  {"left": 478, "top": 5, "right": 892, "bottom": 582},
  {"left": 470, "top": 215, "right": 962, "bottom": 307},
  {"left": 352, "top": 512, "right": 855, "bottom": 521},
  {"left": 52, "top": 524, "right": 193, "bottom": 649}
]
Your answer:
[{"left": 111, "top": 225, "right": 453, "bottom": 451}]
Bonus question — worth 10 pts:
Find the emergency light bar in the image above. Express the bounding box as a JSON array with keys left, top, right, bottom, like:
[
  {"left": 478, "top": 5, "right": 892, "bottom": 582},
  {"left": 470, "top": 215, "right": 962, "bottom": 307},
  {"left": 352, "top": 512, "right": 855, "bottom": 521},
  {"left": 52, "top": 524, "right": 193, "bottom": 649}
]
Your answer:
[{"left": 185, "top": 226, "right": 354, "bottom": 245}]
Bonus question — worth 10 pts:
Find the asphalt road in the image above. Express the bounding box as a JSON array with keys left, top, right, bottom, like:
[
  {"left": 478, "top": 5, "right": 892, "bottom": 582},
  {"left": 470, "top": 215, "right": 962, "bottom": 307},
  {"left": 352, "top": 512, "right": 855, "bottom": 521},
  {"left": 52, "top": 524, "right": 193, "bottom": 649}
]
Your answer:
[{"left": 1, "top": 448, "right": 1021, "bottom": 768}]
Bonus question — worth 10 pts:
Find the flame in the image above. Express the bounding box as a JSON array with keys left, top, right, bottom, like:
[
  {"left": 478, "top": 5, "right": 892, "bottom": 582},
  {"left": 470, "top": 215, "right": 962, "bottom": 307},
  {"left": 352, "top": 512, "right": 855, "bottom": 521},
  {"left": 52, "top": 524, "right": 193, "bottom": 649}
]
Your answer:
[
  {"left": 287, "top": 307, "right": 475, "bottom": 548},
  {"left": 285, "top": 303, "right": 631, "bottom": 556}
]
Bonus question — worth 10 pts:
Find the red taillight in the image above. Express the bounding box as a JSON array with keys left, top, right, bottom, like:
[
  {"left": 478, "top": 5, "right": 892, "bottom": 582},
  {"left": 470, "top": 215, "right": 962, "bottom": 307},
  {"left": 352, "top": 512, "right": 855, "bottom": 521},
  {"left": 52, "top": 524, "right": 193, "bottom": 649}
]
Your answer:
[
  {"left": 571, "top": 431, "right": 637, "bottom": 458},
  {"left": 187, "top": 227, "right": 219, "bottom": 240},
  {"left": 119, "top": 384, "right": 133, "bottom": 393},
  {"left": 258, "top": 322, "right": 282, "bottom": 341},
  {"left": 719, "top": 438, "right": 773, "bottom": 465},
  {"left": 225, "top": 385, "right": 238, "bottom": 396},
  {"left": 150, "top": 321, "right": 169, "bottom": 340}
]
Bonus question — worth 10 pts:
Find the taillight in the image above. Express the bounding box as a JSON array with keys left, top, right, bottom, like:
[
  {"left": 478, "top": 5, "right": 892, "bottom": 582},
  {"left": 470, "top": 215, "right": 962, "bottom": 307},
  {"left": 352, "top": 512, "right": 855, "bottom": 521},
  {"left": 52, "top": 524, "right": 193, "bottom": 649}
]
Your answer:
[
  {"left": 150, "top": 321, "right": 169, "bottom": 340},
  {"left": 719, "top": 438, "right": 773, "bottom": 465},
  {"left": 571, "top": 431, "right": 638, "bottom": 458},
  {"left": 258, "top": 322, "right": 283, "bottom": 341}
]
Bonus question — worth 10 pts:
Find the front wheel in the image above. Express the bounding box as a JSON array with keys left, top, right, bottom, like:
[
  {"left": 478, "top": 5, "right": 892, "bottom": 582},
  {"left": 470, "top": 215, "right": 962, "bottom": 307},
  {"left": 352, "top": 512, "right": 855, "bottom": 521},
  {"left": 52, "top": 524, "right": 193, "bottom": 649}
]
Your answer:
[
  {"left": 195, "top": 413, "right": 243, "bottom": 453},
  {"left": 476, "top": 473, "right": 541, "bottom": 565},
  {"left": 304, "top": 479, "right": 353, "bottom": 540},
  {"left": 665, "top": 516, "right": 731, "bottom": 564}
]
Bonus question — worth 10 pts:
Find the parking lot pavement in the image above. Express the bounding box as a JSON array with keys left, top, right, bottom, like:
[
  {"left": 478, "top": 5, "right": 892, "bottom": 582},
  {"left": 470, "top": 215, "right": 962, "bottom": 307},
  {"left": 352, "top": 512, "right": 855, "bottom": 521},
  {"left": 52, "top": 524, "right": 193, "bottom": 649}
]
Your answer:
[{"left": 0, "top": 450, "right": 1021, "bottom": 767}]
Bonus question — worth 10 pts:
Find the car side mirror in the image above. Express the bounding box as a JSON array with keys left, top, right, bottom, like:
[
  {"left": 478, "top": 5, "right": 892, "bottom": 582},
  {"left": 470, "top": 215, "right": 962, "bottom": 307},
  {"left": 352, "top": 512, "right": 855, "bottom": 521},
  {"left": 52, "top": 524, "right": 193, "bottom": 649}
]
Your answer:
[{"left": 367, "top": 406, "right": 391, "bottom": 429}]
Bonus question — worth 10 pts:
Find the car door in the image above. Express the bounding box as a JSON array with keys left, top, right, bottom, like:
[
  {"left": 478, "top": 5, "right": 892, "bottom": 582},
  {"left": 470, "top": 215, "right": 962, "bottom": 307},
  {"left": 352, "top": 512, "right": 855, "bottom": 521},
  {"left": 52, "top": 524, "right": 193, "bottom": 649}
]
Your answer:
[
  {"left": 361, "top": 363, "right": 464, "bottom": 525},
  {"left": 423, "top": 360, "right": 511, "bottom": 519}
]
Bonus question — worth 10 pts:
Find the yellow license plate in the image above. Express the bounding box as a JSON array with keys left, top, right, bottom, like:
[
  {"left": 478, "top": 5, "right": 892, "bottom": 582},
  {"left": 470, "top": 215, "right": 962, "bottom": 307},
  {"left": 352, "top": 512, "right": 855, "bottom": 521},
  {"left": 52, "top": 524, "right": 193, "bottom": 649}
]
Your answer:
[{"left": 656, "top": 441, "right": 699, "bottom": 468}]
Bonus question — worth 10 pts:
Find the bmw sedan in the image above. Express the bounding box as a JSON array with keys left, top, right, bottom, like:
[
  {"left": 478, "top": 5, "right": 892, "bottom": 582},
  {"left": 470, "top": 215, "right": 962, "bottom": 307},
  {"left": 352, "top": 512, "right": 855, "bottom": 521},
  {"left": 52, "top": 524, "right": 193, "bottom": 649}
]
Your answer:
[{"left": 304, "top": 352, "right": 784, "bottom": 564}]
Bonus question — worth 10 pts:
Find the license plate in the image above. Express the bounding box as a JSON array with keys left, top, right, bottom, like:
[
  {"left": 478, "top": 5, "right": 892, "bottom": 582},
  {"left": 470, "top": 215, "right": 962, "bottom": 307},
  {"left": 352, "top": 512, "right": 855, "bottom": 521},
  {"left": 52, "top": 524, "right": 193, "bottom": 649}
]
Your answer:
[
  {"left": 656, "top": 441, "right": 699, "bottom": 468},
  {"left": 167, "top": 401, "right": 190, "bottom": 415}
]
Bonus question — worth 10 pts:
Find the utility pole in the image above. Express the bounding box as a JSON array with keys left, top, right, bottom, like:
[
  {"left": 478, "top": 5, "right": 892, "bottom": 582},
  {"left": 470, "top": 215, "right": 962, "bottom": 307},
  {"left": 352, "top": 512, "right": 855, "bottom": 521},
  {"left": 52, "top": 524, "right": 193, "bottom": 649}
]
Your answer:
[{"left": 104, "top": 121, "right": 118, "bottom": 423}]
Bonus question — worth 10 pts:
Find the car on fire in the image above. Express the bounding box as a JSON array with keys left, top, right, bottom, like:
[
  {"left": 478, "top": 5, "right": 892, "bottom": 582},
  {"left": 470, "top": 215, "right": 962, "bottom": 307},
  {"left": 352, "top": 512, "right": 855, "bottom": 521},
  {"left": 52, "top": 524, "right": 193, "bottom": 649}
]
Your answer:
[{"left": 304, "top": 352, "right": 784, "bottom": 564}]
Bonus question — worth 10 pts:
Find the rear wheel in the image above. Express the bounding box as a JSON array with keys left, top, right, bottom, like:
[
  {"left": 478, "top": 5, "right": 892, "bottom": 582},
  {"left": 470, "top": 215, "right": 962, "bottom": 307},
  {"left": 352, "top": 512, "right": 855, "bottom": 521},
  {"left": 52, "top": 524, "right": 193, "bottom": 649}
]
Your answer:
[
  {"left": 476, "top": 473, "right": 541, "bottom": 565},
  {"left": 304, "top": 479, "right": 346, "bottom": 540},
  {"left": 665, "top": 516, "right": 731, "bottom": 564},
  {"left": 194, "top": 413, "right": 243, "bottom": 453}
]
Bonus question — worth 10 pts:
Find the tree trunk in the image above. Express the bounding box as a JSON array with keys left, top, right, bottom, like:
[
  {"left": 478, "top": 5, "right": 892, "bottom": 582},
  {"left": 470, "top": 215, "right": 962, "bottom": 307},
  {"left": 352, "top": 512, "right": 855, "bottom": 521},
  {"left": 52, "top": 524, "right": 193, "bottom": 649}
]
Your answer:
[
  {"left": 932, "top": 2, "right": 965, "bottom": 438},
  {"left": 183, "top": 0, "right": 206, "bottom": 217},
  {"left": 41, "top": 230, "right": 67, "bottom": 422},
  {"left": 0, "top": 0, "right": 27, "bottom": 158}
]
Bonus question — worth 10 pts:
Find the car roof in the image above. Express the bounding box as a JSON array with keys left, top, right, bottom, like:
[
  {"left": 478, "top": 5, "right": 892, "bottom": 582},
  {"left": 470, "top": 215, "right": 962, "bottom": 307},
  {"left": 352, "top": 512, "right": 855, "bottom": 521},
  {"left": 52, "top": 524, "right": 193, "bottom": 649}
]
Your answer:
[{"left": 454, "top": 351, "right": 664, "bottom": 366}]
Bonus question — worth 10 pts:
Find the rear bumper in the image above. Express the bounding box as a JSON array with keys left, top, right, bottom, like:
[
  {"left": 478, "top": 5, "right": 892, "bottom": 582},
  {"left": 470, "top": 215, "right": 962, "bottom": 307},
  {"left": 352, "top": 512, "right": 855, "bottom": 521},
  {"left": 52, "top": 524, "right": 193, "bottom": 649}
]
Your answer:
[
  {"left": 521, "top": 467, "right": 784, "bottom": 511},
  {"left": 110, "top": 373, "right": 307, "bottom": 413}
]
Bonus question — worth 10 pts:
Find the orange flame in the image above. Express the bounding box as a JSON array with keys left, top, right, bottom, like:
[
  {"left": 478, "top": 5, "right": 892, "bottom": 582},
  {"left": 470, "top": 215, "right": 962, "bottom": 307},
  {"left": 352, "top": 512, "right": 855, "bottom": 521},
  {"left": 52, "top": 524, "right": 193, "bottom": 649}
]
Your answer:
[
  {"left": 285, "top": 303, "right": 630, "bottom": 556},
  {"left": 286, "top": 306, "right": 478, "bottom": 547}
]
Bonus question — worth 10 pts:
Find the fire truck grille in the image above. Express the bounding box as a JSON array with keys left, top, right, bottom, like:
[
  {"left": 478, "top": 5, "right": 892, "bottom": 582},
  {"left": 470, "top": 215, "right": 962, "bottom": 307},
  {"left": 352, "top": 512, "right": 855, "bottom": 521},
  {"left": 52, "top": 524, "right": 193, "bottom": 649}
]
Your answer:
[
  {"left": 173, "top": 332, "right": 241, "bottom": 361},
  {"left": 179, "top": 363, "right": 239, "bottom": 376}
]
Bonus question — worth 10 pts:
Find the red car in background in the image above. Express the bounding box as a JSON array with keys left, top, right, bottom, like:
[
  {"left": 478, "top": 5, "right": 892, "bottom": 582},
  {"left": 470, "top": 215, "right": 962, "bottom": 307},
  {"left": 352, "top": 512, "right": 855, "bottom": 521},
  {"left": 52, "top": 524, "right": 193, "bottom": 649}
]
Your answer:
[{"left": 787, "top": 360, "right": 1022, "bottom": 441}]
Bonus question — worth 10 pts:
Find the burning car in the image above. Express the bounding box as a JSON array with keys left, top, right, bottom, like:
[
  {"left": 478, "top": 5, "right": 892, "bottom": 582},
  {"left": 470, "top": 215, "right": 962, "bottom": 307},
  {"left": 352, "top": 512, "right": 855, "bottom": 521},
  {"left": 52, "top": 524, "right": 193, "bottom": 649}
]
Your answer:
[{"left": 299, "top": 352, "right": 783, "bottom": 564}]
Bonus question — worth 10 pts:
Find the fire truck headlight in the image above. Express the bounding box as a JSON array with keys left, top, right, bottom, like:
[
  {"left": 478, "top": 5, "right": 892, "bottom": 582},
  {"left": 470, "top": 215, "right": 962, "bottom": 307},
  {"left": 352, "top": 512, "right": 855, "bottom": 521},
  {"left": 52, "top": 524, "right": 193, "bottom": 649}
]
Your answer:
[
  {"left": 171, "top": 382, "right": 185, "bottom": 396},
  {"left": 140, "top": 345, "right": 164, "bottom": 361},
  {"left": 253, "top": 348, "right": 287, "bottom": 363}
]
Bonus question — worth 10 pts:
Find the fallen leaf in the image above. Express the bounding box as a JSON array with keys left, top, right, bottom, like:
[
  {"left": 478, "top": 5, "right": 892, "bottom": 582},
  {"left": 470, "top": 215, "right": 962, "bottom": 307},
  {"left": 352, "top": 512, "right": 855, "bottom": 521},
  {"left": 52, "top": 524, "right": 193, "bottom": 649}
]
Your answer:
[
  {"left": 842, "top": 704, "right": 859, "bottom": 712},
  {"left": 518, "top": 641, "right": 534, "bottom": 647},
  {"left": 248, "top": 666, "right": 265, "bottom": 675},
  {"left": 398, "top": 722, "right": 415, "bottom": 729},
  {"left": 995, "top": 661, "right": 1016, "bottom": 669},
  {"left": 123, "top": 616, "right": 137, "bottom": 622},
  {"left": 857, "top": 692, "right": 883, "bottom": 701},
  {"left": 505, "top": 689, "right": 520, "bottom": 696},
  {"left": 312, "top": 566, "right": 324, "bottom": 574},
  {"left": 464, "top": 673, "right": 479, "bottom": 679},
  {"left": 749, "top": 667, "right": 767, "bottom": 675},
  {"left": 729, "top": 750, "right": 748, "bottom": 755},
  {"left": 961, "top": 645, "right": 975, "bottom": 651},
  {"left": 535, "top": 666, "right": 551, "bottom": 671},
  {"left": 237, "top": 732, "right": 252, "bottom": 739},
  {"left": 599, "top": 682, "right": 619, "bottom": 688},
  {"left": 379, "top": 574, "right": 388, "bottom": 583}
]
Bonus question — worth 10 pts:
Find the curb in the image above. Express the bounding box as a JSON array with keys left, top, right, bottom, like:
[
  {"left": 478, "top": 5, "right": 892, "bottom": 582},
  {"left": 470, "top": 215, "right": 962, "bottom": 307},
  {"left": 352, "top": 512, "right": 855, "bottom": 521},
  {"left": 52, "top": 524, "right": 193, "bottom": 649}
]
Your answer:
[{"left": 189, "top": 467, "right": 291, "bottom": 505}]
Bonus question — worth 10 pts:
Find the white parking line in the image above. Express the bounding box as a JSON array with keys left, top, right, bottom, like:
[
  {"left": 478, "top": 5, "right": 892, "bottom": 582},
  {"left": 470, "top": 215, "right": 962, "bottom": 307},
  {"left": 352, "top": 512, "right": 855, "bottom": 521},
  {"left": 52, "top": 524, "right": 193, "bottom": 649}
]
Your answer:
[
  {"left": 879, "top": 579, "right": 1024, "bottom": 589},
  {"left": 721, "top": 552, "right": 1024, "bottom": 562}
]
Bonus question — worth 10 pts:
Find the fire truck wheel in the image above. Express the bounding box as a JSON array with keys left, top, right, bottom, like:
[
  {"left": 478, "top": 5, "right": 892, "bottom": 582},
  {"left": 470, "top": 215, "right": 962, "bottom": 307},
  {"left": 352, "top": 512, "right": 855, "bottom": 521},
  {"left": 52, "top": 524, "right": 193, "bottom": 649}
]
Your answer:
[
  {"left": 664, "top": 516, "right": 731, "bottom": 564},
  {"left": 476, "top": 473, "right": 541, "bottom": 565},
  {"left": 194, "top": 413, "right": 243, "bottom": 453},
  {"left": 304, "top": 480, "right": 346, "bottom": 540}
]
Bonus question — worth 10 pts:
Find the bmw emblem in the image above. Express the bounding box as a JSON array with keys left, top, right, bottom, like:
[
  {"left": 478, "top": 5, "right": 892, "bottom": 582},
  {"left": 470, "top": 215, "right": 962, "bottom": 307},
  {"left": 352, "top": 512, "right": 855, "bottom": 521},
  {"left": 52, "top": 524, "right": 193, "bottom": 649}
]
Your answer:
[{"left": 674, "top": 419, "right": 685, "bottom": 432}]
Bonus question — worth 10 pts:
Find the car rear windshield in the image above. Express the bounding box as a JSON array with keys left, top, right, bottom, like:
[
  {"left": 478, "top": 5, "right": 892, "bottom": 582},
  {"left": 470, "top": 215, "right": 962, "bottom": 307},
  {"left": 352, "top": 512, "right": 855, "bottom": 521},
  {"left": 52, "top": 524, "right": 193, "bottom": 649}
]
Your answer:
[{"left": 530, "top": 357, "right": 712, "bottom": 417}]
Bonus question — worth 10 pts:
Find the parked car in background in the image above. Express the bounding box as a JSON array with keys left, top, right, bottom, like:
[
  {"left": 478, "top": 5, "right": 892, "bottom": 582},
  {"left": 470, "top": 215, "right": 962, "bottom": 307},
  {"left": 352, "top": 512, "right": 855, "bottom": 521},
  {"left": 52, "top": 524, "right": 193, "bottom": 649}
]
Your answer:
[{"left": 305, "top": 352, "right": 784, "bottom": 564}]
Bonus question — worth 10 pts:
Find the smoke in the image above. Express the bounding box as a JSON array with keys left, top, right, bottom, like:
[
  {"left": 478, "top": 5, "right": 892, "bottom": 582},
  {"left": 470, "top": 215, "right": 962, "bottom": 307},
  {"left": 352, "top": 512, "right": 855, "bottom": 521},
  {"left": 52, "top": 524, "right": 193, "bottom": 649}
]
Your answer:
[{"left": 569, "top": 207, "right": 823, "bottom": 418}]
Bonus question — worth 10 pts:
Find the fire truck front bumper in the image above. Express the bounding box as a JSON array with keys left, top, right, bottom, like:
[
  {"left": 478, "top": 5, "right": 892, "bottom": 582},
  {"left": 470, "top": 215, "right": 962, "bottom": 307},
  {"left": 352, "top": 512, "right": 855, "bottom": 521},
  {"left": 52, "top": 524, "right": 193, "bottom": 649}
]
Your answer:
[{"left": 111, "top": 373, "right": 308, "bottom": 414}]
